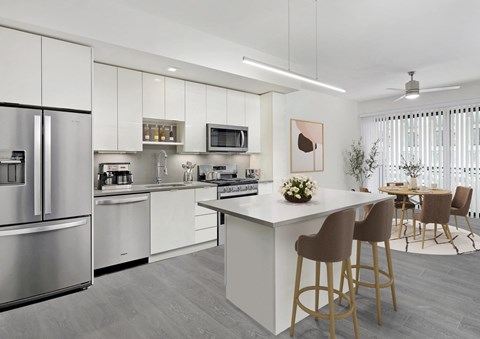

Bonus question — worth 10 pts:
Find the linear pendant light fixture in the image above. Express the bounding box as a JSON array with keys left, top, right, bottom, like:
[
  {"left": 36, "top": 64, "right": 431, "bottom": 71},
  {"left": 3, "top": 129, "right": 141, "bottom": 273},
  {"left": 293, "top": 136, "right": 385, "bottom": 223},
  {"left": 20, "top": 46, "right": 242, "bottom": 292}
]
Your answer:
[{"left": 243, "top": 0, "right": 346, "bottom": 94}]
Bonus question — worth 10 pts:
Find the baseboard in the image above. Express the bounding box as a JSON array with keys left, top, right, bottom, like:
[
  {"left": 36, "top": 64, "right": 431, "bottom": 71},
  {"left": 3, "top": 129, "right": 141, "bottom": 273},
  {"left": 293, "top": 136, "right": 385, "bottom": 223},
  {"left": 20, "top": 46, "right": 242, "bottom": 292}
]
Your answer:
[{"left": 149, "top": 240, "right": 217, "bottom": 263}]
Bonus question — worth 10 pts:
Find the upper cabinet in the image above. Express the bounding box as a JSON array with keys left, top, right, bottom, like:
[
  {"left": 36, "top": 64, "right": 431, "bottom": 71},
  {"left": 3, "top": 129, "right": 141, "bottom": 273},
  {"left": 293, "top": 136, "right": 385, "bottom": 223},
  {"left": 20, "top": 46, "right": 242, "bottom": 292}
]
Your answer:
[
  {"left": 206, "top": 85, "right": 227, "bottom": 124},
  {"left": 142, "top": 73, "right": 165, "bottom": 120},
  {"left": 165, "top": 77, "right": 185, "bottom": 121},
  {"left": 226, "top": 89, "right": 246, "bottom": 126},
  {"left": 93, "top": 63, "right": 117, "bottom": 151},
  {"left": 183, "top": 81, "right": 207, "bottom": 153},
  {"left": 0, "top": 27, "right": 41, "bottom": 106},
  {"left": 245, "top": 93, "right": 261, "bottom": 153},
  {"left": 93, "top": 63, "right": 142, "bottom": 152},
  {"left": 117, "top": 68, "right": 142, "bottom": 151},
  {"left": 0, "top": 27, "right": 92, "bottom": 111},
  {"left": 41, "top": 37, "right": 92, "bottom": 111}
]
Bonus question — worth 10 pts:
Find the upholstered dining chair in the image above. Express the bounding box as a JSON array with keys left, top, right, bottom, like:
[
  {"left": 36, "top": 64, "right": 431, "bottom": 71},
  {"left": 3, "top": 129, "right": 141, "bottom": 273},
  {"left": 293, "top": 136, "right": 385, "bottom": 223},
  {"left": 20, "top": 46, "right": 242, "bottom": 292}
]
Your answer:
[
  {"left": 413, "top": 193, "right": 454, "bottom": 249},
  {"left": 386, "top": 182, "right": 416, "bottom": 233},
  {"left": 450, "top": 186, "right": 474, "bottom": 236}
]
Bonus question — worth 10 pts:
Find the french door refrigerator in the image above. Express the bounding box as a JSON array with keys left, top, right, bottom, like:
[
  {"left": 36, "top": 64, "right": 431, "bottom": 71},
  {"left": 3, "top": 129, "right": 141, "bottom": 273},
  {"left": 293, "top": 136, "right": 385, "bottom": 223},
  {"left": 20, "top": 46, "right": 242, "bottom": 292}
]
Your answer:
[{"left": 0, "top": 105, "right": 92, "bottom": 308}]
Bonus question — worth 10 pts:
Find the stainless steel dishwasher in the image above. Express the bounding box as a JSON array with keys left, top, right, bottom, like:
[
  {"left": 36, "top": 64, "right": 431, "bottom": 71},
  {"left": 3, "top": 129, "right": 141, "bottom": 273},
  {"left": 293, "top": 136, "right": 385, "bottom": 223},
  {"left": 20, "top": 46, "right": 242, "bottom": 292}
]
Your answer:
[{"left": 94, "top": 193, "right": 150, "bottom": 270}]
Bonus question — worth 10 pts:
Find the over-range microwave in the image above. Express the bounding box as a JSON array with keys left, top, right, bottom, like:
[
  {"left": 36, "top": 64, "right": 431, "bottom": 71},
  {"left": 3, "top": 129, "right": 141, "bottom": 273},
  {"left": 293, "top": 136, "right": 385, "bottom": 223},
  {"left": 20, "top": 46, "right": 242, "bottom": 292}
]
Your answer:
[{"left": 206, "top": 124, "right": 248, "bottom": 152}]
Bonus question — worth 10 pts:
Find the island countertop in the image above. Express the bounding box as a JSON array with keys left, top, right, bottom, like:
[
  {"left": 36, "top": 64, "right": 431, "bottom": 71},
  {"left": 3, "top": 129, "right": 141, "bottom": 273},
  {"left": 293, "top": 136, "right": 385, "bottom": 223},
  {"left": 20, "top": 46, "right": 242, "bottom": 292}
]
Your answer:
[{"left": 198, "top": 187, "right": 394, "bottom": 227}]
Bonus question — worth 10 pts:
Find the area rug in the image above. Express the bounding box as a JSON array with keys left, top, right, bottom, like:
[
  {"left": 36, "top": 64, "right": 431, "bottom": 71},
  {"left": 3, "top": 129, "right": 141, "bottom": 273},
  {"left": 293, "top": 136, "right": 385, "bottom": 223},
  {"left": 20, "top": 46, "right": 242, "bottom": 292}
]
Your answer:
[{"left": 378, "top": 219, "right": 480, "bottom": 255}]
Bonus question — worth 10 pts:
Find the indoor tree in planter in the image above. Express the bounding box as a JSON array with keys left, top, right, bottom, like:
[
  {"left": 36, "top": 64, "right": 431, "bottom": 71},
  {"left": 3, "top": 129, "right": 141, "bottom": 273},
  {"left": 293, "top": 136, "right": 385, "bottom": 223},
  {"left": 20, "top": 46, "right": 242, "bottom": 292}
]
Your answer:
[{"left": 345, "top": 138, "right": 380, "bottom": 189}]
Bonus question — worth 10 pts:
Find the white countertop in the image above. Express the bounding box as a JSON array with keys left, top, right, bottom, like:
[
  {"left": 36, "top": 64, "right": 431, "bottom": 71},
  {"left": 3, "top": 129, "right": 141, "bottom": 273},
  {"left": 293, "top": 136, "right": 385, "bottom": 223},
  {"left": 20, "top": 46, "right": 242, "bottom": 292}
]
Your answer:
[{"left": 198, "top": 188, "right": 394, "bottom": 227}]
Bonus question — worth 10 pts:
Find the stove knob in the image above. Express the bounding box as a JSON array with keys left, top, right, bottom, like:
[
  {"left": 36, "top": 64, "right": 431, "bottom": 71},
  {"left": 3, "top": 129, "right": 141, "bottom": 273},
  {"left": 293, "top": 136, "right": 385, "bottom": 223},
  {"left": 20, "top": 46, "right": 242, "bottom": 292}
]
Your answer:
[
  {"left": 248, "top": 185, "right": 253, "bottom": 190},
  {"left": 227, "top": 187, "right": 233, "bottom": 192}
]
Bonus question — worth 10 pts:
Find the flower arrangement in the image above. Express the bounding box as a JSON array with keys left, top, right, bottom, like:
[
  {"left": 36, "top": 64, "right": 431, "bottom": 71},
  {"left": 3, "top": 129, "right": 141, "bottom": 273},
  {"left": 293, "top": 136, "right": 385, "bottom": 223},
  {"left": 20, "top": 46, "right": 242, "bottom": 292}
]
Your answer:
[
  {"left": 400, "top": 155, "right": 423, "bottom": 178},
  {"left": 280, "top": 175, "right": 318, "bottom": 202}
]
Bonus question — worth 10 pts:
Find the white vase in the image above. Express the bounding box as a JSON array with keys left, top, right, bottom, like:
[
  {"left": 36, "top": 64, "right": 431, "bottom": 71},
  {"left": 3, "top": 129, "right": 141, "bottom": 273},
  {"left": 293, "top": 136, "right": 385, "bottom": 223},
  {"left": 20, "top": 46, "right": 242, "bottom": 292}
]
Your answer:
[{"left": 409, "top": 177, "right": 417, "bottom": 189}]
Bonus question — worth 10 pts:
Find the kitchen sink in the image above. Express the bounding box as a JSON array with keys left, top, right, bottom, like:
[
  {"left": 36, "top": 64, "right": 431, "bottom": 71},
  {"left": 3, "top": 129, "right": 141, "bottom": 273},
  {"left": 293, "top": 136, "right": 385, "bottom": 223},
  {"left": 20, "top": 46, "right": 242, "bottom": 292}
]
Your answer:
[{"left": 143, "top": 183, "right": 187, "bottom": 188}]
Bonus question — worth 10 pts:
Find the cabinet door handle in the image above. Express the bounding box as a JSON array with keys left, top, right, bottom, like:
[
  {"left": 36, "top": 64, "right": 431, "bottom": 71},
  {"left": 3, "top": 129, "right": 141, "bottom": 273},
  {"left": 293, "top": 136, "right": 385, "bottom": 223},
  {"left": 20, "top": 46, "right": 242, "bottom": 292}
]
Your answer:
[{"left": 95, "top": 196, "right": 149, "bottom": 205}]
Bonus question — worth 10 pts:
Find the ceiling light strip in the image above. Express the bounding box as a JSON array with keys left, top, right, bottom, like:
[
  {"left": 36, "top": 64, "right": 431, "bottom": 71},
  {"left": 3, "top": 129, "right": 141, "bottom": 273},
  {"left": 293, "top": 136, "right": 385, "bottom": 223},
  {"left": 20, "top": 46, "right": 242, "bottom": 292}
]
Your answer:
[{"left": 242, "top": 57, "right": 346, "bottom": 93}]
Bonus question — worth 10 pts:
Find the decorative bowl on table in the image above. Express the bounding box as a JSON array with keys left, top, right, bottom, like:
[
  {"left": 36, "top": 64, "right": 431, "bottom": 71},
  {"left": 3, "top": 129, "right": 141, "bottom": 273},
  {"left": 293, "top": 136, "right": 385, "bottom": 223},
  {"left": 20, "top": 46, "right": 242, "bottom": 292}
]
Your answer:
[{"left": 280, "top": 175, "right": 317, "bottom": 203}]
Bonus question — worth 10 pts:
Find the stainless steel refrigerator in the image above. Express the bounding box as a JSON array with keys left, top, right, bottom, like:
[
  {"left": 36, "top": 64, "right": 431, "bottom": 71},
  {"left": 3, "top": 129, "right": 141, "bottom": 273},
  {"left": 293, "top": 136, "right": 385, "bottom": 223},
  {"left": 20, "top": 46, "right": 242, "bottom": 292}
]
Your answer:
[{"left": 0, "top": 106, "right": 92, "bottom": 308}]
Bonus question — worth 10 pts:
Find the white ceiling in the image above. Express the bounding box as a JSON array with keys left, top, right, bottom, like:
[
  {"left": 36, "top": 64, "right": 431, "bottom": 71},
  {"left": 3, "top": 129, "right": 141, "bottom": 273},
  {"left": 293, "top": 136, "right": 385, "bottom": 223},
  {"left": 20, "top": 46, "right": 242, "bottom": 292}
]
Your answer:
[
  {"left": 1, "top": 0, "right": 480, "bottom": 102},
  {"left": 113, "top": 0, "right": 480, "bottom": 101}
]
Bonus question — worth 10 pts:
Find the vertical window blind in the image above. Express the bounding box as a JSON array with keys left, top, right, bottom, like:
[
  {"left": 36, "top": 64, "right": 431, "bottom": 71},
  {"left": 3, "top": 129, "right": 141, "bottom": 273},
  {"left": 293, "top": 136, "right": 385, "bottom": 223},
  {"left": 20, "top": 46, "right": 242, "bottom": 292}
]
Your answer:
[{"left": 361, "top": 102, "right": 480, "bottom": 217}]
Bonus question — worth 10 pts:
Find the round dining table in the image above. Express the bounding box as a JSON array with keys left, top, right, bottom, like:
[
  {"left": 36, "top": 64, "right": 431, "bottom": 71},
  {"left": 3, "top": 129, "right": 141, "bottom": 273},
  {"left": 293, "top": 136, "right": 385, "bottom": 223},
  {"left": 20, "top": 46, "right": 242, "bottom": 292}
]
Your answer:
[{"left": 378, "top": 186, "right": 451, "bottom": 238}]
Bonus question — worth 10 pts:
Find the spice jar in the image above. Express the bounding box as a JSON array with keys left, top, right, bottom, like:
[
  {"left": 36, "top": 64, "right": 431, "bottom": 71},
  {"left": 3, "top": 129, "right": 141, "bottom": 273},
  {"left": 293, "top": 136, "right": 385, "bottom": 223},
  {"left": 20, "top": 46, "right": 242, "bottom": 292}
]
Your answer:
[
  {"left": 152, "top": 125, "right": 159, "bottom": 142},
  {"left": 143, "top": 124, "right": 151, "bottom": 141},
  {"left": 160, "top": 125, "right": 166, "bottom": 142},
  {"left": 169, "top": 125, "right": 174, "bottom": 142}
]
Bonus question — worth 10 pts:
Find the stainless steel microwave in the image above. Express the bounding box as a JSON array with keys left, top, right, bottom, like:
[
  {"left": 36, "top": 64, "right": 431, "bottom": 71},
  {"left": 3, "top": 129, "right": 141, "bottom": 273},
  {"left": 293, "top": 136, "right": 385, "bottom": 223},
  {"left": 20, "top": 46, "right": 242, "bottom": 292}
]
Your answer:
[{"left": 206, "top": 124, "right": 248, "bottom": 152}]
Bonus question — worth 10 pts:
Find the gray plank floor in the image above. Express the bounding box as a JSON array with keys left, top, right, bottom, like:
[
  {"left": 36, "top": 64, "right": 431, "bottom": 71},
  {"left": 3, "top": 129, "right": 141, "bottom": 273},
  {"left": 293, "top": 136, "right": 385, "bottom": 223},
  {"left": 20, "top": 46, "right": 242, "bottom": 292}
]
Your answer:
[{"left": 0, "top": 215, "right": 479, "bottom": 339}]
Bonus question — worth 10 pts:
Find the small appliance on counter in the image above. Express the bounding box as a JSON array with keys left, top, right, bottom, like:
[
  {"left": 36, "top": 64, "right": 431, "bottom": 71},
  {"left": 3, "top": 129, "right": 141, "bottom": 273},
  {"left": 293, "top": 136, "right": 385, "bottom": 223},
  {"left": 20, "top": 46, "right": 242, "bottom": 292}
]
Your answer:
[
  {"left": 245, "top": 168, "right": 261, "bottom": 180},
  {"left": 182, "top": 161, "right": 196, "bottom": 182},
  {"left": 97, "top": 162, "right": 133, "bottom": 190}
]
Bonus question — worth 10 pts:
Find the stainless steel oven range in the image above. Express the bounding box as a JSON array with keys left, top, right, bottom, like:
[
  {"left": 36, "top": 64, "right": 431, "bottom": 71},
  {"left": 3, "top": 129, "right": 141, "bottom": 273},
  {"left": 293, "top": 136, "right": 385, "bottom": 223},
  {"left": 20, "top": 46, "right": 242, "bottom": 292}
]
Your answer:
[{"left": 198, "top": 164, "right": 258, "bottom": 245}]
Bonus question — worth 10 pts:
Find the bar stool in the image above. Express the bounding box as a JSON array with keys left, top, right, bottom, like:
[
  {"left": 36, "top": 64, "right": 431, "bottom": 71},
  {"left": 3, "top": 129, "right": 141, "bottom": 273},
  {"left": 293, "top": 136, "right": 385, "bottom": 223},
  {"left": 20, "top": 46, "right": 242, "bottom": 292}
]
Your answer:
[
  {"left": 290, "top": 208, "right": 359, "bottom": 339},
  {"left": 339, "top": 199, "right": 397, "bottom": 326}
]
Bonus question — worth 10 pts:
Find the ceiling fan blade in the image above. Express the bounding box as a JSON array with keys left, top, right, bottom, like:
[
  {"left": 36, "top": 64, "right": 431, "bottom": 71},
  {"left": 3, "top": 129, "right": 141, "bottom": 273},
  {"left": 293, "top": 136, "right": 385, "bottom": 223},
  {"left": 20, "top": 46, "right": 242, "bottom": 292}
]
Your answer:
[
  {"left": 393, "top": 95, "right": 406, "bottom": 102},
  {"left": 386, "top": 88, "right": 404, "bottom": 91},
  {"left": 419, "top": 85, "right": 461, "bottom": 93}
]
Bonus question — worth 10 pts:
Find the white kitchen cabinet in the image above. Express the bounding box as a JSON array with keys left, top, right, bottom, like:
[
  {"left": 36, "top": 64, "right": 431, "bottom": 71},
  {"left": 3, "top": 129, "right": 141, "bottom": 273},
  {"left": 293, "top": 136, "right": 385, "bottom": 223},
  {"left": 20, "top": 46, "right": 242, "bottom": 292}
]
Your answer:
[
  {"left": 206, "top": 85, "right": 227, "bottom": 124},
  {"left": 258, "top": 182, "right": 274, "bottom": 195},
  {"left": 183, "top": 81, "right": 207, "bottom": 152},
  {"left": 143, "top": 72, "right": 165, "bottom": 120},
  {"left": 165, "top": 77, "right": 185, "bottom": 121},
  {"left": 194, "top": 187, "right": 217, "bottom": 244},
  {"left": 245, "top": 93, "right": 261, "bottom": 153},
  {"left": 117, "top": 68, "right": 142, "bottom": 151},
  {"left": 41, "top": 37, "right": 92, "bottom": 111},
  {"left": 0, "top": 27, "right": 41, "bottom": 106},
  {"left": 227, "top": 89, "right": 246, "bottom": 126},
  {"left": 93, "top": 63, "right": 118, "bottom": 151},
  {"left": 150, "top": 189, "right": 195, "bottom": 254}
]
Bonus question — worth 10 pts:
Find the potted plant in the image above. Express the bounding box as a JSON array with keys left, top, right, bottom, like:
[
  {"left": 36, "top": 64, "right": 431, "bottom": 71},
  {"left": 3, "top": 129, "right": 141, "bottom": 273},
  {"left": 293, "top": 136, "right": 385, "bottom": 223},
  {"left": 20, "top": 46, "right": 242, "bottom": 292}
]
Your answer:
[
  {"left": 345, "top": 138, "right": 380, "bottom": 189},
  {"left": 399, "top": 155, "right": 423, "bottom": 189},
  {"left": 280, "top": 175, "right": 318, "bottom": 203}
]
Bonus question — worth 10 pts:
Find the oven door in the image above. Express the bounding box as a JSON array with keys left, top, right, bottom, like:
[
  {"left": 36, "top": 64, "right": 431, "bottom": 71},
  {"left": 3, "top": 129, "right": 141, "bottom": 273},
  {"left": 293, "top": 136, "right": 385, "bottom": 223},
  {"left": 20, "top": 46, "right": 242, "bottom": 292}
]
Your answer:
[
  {"left": 207, "top": 124, "right": 248, "bottom": 152},
  {"left": 217, "top": 192, "right": 257, "bottom": 245}
]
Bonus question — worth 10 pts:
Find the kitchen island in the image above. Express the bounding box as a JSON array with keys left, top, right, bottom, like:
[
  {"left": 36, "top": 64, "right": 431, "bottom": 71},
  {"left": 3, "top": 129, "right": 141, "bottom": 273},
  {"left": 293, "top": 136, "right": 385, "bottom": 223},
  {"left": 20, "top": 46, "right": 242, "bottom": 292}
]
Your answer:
[{"left": 199, "top": 188, "right": 393, "bottom": 335}]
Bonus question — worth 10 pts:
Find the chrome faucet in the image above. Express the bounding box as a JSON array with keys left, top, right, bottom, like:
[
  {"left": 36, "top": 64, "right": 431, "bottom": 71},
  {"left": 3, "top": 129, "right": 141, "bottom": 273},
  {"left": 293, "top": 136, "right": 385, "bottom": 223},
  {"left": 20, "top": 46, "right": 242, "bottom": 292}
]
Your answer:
[{"left": 156, "top": 150, "right": 168, "bottom": 183}]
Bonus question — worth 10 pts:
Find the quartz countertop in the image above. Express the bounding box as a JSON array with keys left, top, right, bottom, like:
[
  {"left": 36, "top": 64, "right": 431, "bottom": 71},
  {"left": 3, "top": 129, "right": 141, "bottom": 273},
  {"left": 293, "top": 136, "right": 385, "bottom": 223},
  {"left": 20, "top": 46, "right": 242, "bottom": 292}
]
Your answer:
[
  {"left": 198, "top": 188, "right": 394, "bottom": 227},
  {"left": 94, "top": 181, "right": 216, "bottom": 197}
]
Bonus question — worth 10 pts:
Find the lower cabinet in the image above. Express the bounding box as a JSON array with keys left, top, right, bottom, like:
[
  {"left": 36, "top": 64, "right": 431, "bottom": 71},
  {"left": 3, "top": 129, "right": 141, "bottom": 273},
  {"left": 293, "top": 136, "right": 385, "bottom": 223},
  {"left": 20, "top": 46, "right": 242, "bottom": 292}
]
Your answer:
[
  {"left": 194, "top": 187, "right": 218, "bottom": 244},
  {"left": 150, "top": 189, "right": 195, "bottom": 254},
  {"left": 258, "top": 182, "right": 273, "bottom": 195}
]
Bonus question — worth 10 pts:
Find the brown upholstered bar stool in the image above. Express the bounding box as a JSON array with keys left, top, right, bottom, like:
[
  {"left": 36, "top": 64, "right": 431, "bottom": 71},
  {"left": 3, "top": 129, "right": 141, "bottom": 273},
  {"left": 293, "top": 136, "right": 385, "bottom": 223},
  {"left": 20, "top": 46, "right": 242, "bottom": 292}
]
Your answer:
[
  {"left": 339, "top": 199, "right": 397, "bottom": 326},
  {"left": 290, "top": 208, "right": 359, "bottom": 339},
  {"left": 413, "top": 193, "right": 454, "bottom": 249},
  {"left": 450, "top": 186, "right": 474, "bottom": 236}
]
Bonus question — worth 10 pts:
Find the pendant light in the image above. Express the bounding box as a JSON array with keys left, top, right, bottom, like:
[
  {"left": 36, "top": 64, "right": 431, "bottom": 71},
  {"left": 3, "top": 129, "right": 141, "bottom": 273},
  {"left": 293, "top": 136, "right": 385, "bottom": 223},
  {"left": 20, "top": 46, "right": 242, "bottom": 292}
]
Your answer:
[{"left": 243, "top": 0, "right": 346, "bottom": 93}]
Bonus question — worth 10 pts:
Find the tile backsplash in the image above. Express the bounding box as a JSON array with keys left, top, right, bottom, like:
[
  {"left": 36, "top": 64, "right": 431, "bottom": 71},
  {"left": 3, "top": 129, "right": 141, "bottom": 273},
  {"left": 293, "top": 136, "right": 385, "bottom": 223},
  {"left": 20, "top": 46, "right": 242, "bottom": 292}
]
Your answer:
[{"left": 94, "top": 146, "right": 251, "bottom": 187}]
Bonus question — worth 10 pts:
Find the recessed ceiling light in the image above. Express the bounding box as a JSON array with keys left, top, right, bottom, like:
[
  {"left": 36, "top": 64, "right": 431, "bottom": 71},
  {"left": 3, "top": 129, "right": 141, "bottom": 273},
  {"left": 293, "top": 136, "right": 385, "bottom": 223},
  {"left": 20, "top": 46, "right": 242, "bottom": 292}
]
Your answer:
[{"left": 166, "top": 67, "right": 177, "bottom": 72}]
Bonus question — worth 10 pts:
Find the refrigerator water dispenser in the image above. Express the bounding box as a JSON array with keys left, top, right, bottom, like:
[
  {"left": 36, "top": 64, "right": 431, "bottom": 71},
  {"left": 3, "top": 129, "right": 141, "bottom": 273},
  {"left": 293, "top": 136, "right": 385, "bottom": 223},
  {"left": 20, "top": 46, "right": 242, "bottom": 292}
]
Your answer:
[{"left": 0, "top": 150, "right": 25, "bottom": 185}]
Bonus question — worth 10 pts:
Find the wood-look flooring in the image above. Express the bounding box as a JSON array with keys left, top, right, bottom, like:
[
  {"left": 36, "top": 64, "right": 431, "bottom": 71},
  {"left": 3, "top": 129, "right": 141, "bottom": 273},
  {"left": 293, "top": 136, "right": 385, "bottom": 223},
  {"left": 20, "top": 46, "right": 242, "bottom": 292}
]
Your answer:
[{"left": 0, "top": 216, "right": 479, "bottom": 338}]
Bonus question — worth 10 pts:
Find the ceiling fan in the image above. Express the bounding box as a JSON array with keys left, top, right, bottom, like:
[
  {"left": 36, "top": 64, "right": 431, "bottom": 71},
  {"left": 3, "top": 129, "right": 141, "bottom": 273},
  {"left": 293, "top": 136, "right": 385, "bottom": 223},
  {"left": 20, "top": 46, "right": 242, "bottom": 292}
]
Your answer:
[{"left": 387, "top": 71, "right": 460, "bottom": 102}]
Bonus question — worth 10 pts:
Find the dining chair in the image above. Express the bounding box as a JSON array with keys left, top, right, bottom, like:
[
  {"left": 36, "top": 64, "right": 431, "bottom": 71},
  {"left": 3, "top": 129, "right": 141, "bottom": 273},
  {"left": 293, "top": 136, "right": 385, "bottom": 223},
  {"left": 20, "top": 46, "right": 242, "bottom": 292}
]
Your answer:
[
  {"left": 450, "top": 186, "right": 474, "bottom": 236},
  {"left": 386, "top": 182, "right": 417, "bottom": 238},
  {"left": 413, "top": 193, "right": 454, "bottom": 249}
]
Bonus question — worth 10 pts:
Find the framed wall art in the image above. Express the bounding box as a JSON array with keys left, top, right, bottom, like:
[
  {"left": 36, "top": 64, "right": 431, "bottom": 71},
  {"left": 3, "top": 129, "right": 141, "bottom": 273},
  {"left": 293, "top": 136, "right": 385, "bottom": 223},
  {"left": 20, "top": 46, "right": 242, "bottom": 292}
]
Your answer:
[{"left": 290, "top": 119, "right": 324, "bottom": 173}]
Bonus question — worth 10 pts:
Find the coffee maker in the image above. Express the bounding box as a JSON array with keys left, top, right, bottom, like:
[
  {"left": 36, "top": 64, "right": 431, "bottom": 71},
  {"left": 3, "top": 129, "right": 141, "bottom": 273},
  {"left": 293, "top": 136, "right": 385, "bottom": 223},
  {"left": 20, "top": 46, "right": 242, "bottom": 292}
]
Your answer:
[{"left": 97, "top": 162, "right": 133, "bottom": 190}]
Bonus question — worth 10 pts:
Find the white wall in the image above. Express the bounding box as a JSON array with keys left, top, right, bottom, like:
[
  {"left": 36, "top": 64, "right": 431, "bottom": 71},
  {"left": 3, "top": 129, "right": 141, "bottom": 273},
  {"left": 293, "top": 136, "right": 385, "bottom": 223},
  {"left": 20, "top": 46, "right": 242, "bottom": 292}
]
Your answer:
[
  {"left": 286, "top": 90, "right": 359, "bottom": 190},
  {"left": 359, "top": 79, "right": 480, "bottom": 115}
]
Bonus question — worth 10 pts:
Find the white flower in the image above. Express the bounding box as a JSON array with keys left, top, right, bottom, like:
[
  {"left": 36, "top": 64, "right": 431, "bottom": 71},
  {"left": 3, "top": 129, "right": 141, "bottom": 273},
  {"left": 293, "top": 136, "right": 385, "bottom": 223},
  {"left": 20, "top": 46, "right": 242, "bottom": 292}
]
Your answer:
[
  {"left": 295, "top": 194, "right": 301, "bottom": 199},
  {"left": 299, "top": 183, "right": 303, "bottom": 188},
  {"left": 305, "top": 189, "right": 311, "bottom": 196},
  {"left": 287, "top": 191, "right": 293, "bottom": 196}
]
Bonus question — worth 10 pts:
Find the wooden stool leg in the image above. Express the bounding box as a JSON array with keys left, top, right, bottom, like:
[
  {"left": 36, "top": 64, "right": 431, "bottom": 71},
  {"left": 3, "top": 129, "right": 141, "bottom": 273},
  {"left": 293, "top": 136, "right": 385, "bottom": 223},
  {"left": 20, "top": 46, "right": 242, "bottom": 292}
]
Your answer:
[
  {"left": 421, "top": 223, "right": 427, "bottom": 249},
  {"left": 434, "top": 223, "right": 437, "bottom": 238},
  {"left": 327, "top": 262, "right": 336, "bottom": 338},
  {"left": 290, "top": 255, "right": 303, "bottom": 337},
  {"left": 372, "top": 242, "right": 382, "bottom": 325},
  {"left": 355, "top": 240, "right": 361, "bottom": 295},
  {"left": 346, "top": 258, "right": 360, "bottom": 339},
  {"left": 465, "top": 216, "right": 474, "bottom": 236},
  {"left": 338, "top": 260, "right": 345, "bottom": 306},
  {"left": 454, "top": 215, "right": 458, "bottom": 230},
  {"left": 385, "top": 240, "right": 397, "bottom": 311},
  {"left": 413, "top": 215, "right": 416, "bottom": 240},
  {"left": 395, "top": 208, "right": 398, "bottom": 227},
  {"left": 315, "top": 261, "right": 320, "bottom": 320}
]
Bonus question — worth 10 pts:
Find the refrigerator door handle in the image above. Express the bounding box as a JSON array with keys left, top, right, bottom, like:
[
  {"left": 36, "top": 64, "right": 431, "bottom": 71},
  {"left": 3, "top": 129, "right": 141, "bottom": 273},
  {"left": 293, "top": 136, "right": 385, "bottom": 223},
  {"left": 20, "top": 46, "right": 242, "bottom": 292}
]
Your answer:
[
  {"left": 44, "top": 115, "right": 52, "bottom": 215},
  {"left": 0, "top": 219, "right": 87, "bottom": 237},
  {"left": 34, "top": 115, "right": 42, "bottom": 216}
]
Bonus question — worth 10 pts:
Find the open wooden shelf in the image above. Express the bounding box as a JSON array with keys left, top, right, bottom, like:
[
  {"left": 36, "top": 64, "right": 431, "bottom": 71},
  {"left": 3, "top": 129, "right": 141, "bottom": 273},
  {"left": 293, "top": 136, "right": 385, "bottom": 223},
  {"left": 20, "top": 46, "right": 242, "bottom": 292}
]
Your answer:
[{"left": 143, "top": 141, "right": 184, "bottom": 146}]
